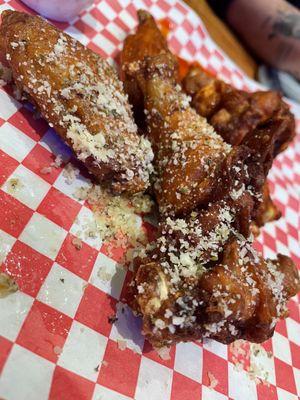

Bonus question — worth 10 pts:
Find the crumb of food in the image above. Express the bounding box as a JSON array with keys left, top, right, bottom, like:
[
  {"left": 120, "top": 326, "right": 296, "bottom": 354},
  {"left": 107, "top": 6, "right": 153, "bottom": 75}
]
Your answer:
[
  {"left": 229, "top": 340, "right": 273, "bottom": 385},
  {"left": 74, "top": 186, "right": 90, "bottom": 201},
  {"left": 40, "top": 166, "right": 52, "bottom": 175},
  {"left": 82, "top": 282, "right": 88, "bottom": 292},
  {"left": 156, "top": 346, "right": 171, "bottom": 360},
  {"left": 207, "top": 372, "right": 218, "bottom": 389},
  {"left": 40, "top": 154, "right": 63, "bottom": 175},
  {"left": 229, "top": 340, "right": 248, "bottom": 362},
  {"left": 94, "top": 364, "right": 99, "bottom": 372},
  {"left": 247, "top": 343, "right": 273, "bottom": 385},
  {"left": 60, "top": 278, "right": 65, "bottom": 283},
  {"left": 63, "top": 162, "right": 79, "bottom": 184},
  {"left": 101, "top": 360, "right": 108, "bottom": 367},
  {"left": 73, "top": 183, "right": 154, "bottom": 262},
  {"left": 72, "top": 236, "right": 82, "bottom": 250},
  {"left": 6, "top": 178, "right": 23, "bottom": 193},
  {"left": 52, "top": 154, "right": 63, "bottom": 168},
  {"left": 97, "top": 266, "right": 113, "bottom": 282},
  {"left": 53, "top": 346, "right": 62, "bottom": 355},
  {"left": 117, "top": 339, "right": 127, "bottom": 351},
  {"left": 0, "top": 272, "right": 18, "bottom": 298},
  {"left": 131, "top": 193, "right": 153, "bottom": 214},
  {"left": 251, "top": 343, "right": 272, "bottom": 359}
]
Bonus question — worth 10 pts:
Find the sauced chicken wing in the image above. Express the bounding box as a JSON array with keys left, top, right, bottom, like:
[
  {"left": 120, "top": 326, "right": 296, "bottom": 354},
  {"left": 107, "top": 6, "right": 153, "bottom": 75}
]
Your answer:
[
  {"left": 0, "top": 11, "right": 153, "bottom": 194},
  {"left": 122, "top": 11, "right": 234, "bottom": 216}
]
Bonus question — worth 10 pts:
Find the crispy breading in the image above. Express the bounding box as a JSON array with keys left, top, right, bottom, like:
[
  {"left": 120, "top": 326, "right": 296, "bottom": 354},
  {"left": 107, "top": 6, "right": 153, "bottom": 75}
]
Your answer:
[{"left": 0, "top": 10, "right": 153, "bottom": 194}]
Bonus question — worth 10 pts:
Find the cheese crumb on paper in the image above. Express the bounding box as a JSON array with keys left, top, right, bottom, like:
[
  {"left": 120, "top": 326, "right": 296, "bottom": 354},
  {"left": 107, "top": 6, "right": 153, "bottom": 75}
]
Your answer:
[
  {"left": 74, "top": 182, "right": 154, "bottom": 262},
  {"left": 229, "top": 340, "right": 273, "bottom": 385},
  {"left": 63, "top": 162, "right": 80, "bottom": 184},
  {"left": 0, "top": 272, "right": 18, "bottom": 298},
  {"left": 72, "top": 237, "right": 82, "bottom": 250},
  {"left": 117, "top": 339, "right": 127, "bottom": 351},
  {"left": 156, "top": 346, "right": 171, "bottom": 360}
]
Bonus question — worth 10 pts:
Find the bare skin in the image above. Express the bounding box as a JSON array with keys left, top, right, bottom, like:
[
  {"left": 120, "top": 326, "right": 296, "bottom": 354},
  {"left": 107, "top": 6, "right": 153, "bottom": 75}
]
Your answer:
[{"left": 227, "top": 0, "right": 300, "bottom": 79}]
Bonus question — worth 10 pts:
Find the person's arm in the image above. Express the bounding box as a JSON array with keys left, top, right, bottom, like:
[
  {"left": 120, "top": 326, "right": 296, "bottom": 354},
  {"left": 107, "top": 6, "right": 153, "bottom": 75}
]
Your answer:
[{"left": 226, "top": 0, "right": 300, "bottom": 79}]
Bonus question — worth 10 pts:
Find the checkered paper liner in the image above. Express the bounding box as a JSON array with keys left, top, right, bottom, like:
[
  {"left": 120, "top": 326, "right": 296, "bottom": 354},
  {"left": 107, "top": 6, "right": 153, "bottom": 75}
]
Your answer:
[{"left": 0, "top": 0, "right": 299, "bottom": 399}]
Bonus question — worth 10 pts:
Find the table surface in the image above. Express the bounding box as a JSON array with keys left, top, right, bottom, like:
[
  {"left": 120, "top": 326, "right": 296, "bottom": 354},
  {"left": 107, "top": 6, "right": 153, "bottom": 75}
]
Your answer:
[{"left": 184, "top": 0, "right": 257, "bottom": 79}]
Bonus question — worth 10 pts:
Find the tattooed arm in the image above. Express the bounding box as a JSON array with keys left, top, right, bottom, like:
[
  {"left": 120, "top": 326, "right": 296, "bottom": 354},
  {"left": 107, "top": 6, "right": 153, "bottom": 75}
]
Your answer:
[{"left": 225, "top": 0, "right": 300, "bottom": 79}]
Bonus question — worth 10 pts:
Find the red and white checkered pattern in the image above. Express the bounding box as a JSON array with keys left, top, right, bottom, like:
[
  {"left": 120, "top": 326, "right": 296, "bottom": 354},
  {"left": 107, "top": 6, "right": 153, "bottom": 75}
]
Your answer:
[{"left": 0, "top": 0, "right": 299, "bottom": 399}]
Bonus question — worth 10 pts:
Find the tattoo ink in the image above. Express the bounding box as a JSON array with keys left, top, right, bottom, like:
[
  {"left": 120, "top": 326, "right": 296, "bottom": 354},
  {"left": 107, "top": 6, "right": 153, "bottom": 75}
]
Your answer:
[{"left": 269, "top": 11, "right": 300, "bottom": 39}]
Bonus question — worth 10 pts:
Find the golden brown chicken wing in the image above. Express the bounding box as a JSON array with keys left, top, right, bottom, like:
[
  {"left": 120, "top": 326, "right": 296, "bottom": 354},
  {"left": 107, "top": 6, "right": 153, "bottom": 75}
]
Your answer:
[
  {"left": 122, "top": 11, "right": 235, "bottom": 216},
  {"left": 197, "top": 241, "right": 298, "bottom": 344},
  {"left": 0, "top": 10, "right": 153, "bottom": 194},
  {"left": 182, "top": 65, "right": 295, "bottom": 152},
  {"left": 120, "top": 9, "right": 175, "bottom": 123},
  {"left": 121, "top": 11, "right": 281, "bottom": 220},
  {"left": 182, "top": 65, "right": 295, "bottom": 229},
  {"left": 131, "top": 223, "right": 299, "bottom": 347}
]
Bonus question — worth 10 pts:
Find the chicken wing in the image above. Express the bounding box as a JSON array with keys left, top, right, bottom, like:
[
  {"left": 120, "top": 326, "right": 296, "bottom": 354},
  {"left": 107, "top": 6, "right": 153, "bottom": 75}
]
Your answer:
[
  {"left": 183, "top": 65, "right": 295, "bottom": 229},
  {"left": 120, "top": 9, "right": 175, "bottom": 123},
  {"left": 0, "top": 11, "right": 153, "bottom": 194},
  {"left": 182, "top": 65, "right": 295, "bottom": 152},
  {"left": 122, "top": 11, "right": 239, "bottom": 216},
  {"left": 131, "top": 221, "right": 299, "bottom": 347}
]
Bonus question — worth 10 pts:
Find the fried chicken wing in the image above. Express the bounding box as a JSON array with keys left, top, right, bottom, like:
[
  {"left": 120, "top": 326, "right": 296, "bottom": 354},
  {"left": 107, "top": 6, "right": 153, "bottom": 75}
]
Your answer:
[
  {"left": 122, "top": 11, "right": 275, "bottom": 219},
  {"left": 0, "top": 11, "right": 153, "bottom": 194},
  {"left": 183, "top": 65, "right": 295, "bottom": 229},
  {"left": 183, "top": 66, "right": 295, "bottom": 152},
  {"left": 120, "top": 9, "right": 175, "bottom": 122},
  {"left": 198, "top": 241, "right": 298, "bottom": 344},
  {"left": 122, "top": 11, "right": 239, "bottom": 216},
  {"left": 131, "top": 223, "right": 299, "bottom": 347}
]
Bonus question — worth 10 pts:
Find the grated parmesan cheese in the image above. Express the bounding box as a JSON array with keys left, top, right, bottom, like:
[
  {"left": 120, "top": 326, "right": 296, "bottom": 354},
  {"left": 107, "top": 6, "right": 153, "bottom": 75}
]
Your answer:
[{"left": 63, "top": 162, "right": 79, "bottom": 184}]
